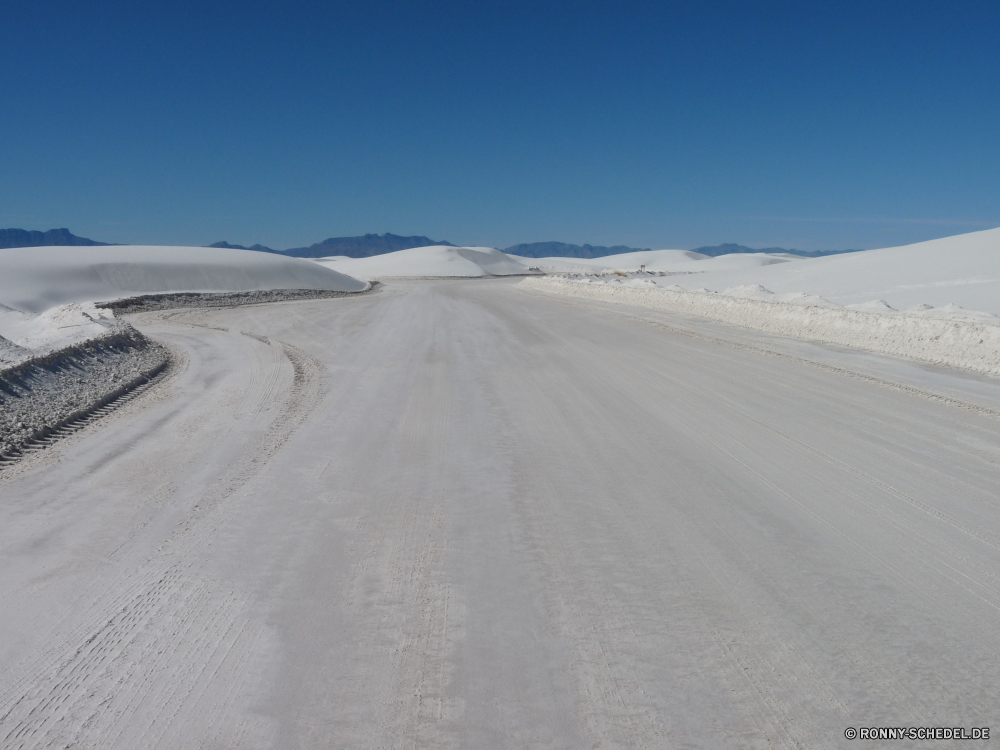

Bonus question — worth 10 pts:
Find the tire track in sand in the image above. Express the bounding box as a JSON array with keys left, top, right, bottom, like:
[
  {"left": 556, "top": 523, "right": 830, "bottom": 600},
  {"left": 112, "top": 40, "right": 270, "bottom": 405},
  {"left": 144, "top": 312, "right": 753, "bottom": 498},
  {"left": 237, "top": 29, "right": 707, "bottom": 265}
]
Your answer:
[{"left": 0, "top": 321, "right": 323, "bottom": 749}]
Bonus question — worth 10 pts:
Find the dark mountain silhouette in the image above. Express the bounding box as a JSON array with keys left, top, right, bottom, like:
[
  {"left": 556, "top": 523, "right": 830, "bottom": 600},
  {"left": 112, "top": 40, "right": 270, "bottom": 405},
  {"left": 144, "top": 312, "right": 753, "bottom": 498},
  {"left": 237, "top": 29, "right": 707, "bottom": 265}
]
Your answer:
[
  {"left": 3, "top": 230, "right": 862, "bottom": 260},
  {"left": 209, "top": 233, "right": 454, "bottom": 258},
  {"left": 282, "top": 233, "right": 454, "bottom": 258},
  {"left": 691, "top": 243, "right": 864, "bottom": 258},
  {"left": 209, "top": 241, "right": 279, "bottom": 253},
  {"left": 503, "top": 242, "right": 650, "bottom": 259},
  {"left": 0, "top": 228, "right": 112, "bottom": 249}
]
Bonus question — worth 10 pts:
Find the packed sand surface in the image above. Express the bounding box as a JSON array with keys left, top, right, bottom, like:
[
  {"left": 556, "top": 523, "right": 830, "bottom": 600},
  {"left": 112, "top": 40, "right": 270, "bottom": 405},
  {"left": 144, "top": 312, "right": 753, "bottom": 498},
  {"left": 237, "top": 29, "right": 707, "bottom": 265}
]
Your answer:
[
  {"left": 315, "top": 244, "right": 536, "bottom": 277},
  {"left": 0, "top": 245, "right": 364, "bottom": 363},
  {"left": 2, "top": 279, "right": 1000, "bottom": 748}
]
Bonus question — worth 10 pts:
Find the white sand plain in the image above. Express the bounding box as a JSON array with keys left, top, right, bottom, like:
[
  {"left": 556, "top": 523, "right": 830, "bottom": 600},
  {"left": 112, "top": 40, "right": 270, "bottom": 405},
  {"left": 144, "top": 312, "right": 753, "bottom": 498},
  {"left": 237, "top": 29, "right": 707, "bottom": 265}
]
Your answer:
[{"left": 2, "top": 279, "right": 1000, "bottom": 747}]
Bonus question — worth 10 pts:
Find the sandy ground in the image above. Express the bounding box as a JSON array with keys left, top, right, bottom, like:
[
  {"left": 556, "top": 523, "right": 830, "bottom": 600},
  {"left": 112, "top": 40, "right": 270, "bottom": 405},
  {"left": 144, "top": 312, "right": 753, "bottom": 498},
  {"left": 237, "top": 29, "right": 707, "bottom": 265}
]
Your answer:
[{"left": 1, "top": 279, "right": 1000, "bottom": 748}]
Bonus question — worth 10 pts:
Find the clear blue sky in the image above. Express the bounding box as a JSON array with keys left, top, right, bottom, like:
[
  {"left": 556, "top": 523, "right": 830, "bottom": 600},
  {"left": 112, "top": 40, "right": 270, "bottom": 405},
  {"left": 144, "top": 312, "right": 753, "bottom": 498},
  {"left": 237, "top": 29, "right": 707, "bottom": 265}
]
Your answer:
[{"left": 2, "top": 0, "right": 998, "bottom": 251}]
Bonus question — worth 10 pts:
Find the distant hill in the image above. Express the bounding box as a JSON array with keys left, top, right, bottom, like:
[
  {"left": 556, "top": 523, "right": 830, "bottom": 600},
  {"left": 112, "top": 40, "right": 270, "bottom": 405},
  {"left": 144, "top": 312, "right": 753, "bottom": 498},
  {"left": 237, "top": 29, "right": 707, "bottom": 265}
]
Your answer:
[
  {"left": 0, "top": 228, "right": 112, "bottom": 249},
  {"left": 209, "top": 241, "right": 279, "bottom": 253},
  {"left": 691, "top": 243, "right": 864, "bottom": 258},
  {"left": 282, "top": 233, "right": 454, "bottom": 258},
  {"left": 503, "top": 242, "right": 650, "bottom": 259}
]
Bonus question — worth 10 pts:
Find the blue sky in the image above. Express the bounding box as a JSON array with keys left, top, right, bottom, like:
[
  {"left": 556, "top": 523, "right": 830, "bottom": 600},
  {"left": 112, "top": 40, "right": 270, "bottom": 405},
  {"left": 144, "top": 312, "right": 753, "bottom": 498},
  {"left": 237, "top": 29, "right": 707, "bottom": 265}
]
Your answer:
[{"left": 1, "top": 1, "right": 998, "bottom": 250}]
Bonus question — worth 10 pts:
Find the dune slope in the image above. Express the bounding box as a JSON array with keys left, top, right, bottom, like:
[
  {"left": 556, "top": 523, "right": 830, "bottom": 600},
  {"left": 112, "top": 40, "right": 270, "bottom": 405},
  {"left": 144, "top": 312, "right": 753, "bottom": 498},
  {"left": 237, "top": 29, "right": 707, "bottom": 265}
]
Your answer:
[
  {"left": 647, "top": 227, "right": 1000, "bottom": 315},
  {"left": 0, "top": 245, "right": 365, "bottom": 314},
  {"left": 316, "top": 245, "right": 533, "bottom": 278},
  {"left": 0, "top": 245, "right": 366, "bottom": 362}
]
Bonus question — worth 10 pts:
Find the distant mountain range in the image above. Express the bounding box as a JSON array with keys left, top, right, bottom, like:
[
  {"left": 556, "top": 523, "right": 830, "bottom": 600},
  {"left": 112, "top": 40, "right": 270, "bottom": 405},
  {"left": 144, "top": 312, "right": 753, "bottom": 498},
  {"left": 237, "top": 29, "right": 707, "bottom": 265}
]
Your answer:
[
  {"left": 210, "top": 233, "right": 453, "bottom": 258},
  {"left": 287, "top": 233, "right": 453, "bottom": 258},
  {"left": 0, "top": 228, "right": 112, "bottom": 249},
  {"left": 691, "top": 243, "right": 864, "bottom": 258},
  {"left": 208, "top": 241, "right": 278, "bottom": 253},
  {"left": 1, "top": 228, "right": 864, "bottom": 260}
]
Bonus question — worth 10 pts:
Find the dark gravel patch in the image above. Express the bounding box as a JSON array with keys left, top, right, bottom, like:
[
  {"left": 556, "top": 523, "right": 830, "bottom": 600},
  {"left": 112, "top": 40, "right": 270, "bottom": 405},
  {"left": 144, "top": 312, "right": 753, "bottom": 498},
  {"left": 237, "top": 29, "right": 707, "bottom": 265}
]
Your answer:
[
  {"left": 0, "top": 324, "right": 170, "bottom": 459},
  {"left": 97, "top": 285, "right": 377, "bottom": 315}
]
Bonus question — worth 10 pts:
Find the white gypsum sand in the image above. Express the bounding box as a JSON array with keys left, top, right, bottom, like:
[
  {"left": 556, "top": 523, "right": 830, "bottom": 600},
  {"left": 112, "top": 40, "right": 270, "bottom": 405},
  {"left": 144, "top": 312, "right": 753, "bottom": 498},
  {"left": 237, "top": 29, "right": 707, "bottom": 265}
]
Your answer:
[
  {"left": 0, "top": 245, "right": 365, "bottom": 360},
  {"left": 506, "top": 248, "right": 704, "bottom": 272},
  {"left": 315, "top": 245, "right": 536, "bottom": 278},
  {"left": 619, "top": 227, "right": 1000, "bottom": 314},
  {"left": 3, "top": 280, "right": 1000, "bottom": 747},
  {"left": 0, "top": 245, "right": 367, "bottom": 458},
  {"left": 507, "top": 248, "right": 799, "bottom": 273},
  {"left": 0, "top": 245, "right": 365, "bottom": 314},
  {"left": 523, "top": 276, "right": 1000, "bottom": 376},
  {"left": 522, "top": 226, "right": 1000, "bottom": 376}
]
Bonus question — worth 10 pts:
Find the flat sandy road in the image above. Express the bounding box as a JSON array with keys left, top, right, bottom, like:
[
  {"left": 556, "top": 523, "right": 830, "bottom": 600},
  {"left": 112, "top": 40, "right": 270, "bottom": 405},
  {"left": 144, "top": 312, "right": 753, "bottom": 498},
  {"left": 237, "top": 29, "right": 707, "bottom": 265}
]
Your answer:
[{"left": 2, "top": 278, "right": 1000, "bottom": 749}]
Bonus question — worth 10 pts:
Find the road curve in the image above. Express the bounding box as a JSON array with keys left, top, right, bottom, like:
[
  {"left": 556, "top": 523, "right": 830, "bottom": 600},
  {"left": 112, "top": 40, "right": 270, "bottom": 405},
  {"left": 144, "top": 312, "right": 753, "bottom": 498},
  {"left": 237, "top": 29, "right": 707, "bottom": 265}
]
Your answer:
[{"left": 1, "top": 278, "right": 999, "bottom": 748}]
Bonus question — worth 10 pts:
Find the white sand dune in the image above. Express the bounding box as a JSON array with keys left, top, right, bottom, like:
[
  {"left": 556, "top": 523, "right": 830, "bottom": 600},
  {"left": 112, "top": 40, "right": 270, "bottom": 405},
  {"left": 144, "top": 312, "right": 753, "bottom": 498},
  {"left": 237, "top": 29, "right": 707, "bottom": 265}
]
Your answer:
[
  {"left": 0, "top": 302, "right": 120, "bottom": 353},
  {"left": 674, "top": 252, "right": 802, "bottom": 272},
  {"left": 524, "top": 226, "right": 1000, "bottom": 376},
  {"left": 0, "top": 245, "right": 365, "bottom": 359},
  {"left": 509, "top": 249, "right": 708, "bottom": 272},
  {"left": 316, "top": 245, "right": 534, "bottom": 278},
  {"left": 637, "top": 227, "right": 1000, "bottom": 316},
  {"left": 0, "top": 246, "right": 365, "bottom": 314},
  {"left": 513, "top": 249, "right": 801, "bottom": 274},
  {"left": 526, "top": 227, "right": 1000, "bottom": 317}
]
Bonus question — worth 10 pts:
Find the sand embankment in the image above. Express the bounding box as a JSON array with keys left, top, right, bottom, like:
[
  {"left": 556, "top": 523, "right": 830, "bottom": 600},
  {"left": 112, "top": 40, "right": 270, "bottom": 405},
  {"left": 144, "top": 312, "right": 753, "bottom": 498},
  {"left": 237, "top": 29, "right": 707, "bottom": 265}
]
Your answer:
[
  {"left": 0, "top": 323, "right": 170, "bottom": 459},
  {"left": 522, "top": 276, "right": 1000, "bottom": 377}
]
